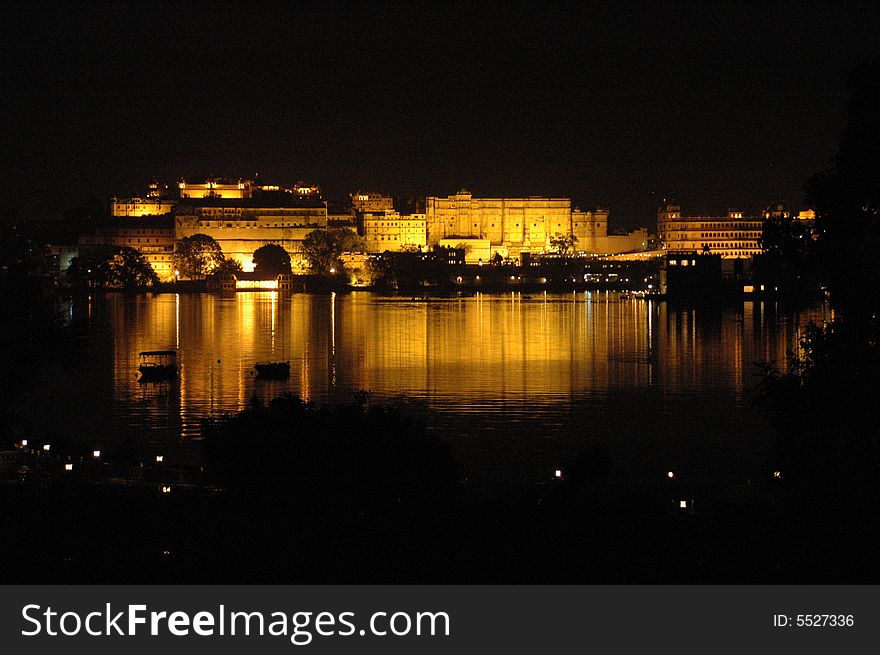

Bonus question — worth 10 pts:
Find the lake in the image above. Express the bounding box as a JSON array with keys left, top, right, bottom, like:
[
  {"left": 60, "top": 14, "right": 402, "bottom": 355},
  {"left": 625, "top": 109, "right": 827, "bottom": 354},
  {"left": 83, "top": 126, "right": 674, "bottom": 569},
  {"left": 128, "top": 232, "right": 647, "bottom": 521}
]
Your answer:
[{"left": 20, "top": 291, "right": 828, "bottom": 495}]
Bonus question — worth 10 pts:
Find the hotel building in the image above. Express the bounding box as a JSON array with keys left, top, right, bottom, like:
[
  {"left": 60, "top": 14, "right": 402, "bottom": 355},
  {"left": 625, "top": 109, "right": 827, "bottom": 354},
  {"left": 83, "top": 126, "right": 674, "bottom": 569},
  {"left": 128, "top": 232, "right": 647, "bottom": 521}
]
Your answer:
[{"left": 657, "top": 203, "right": 763, "bottom": 258}]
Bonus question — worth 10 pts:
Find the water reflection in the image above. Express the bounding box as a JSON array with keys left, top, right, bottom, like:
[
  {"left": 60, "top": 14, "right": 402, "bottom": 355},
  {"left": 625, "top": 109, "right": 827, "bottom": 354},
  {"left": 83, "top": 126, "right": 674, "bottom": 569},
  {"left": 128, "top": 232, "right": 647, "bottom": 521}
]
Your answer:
[{"left": 43, "top": 292, "right": 829, "bottom": 487}]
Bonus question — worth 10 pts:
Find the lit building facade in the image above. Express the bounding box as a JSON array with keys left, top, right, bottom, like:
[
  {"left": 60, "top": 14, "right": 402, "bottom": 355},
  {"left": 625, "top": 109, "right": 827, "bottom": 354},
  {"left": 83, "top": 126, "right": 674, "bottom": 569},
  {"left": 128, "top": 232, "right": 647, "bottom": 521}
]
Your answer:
[
  {"left": 425, "top": 190, "right": 572, "bottom": 256},
  {"left": 657, "top": 204, "right": 763, "bottom": 259},
  {"left": 425, "top": 189, "right": 623, "bottom": 257},
  {"left": 79, "top": 218, "right": 176, "bottom": 281},
  {"left": 351, "top": 192, "right": 394, "bottom": 213},
  {"left": 174, "top": 199, "right": 328, "bottom": 272},
  {"left": 178, "top": 179, "right": 253, "bottom": 199},
  {"left": 362, "top": 210, "right": 427, "bottom": 252},
  {"left": 111, "top": 197, "right": 177, "bottom": 217},
  {"left": 112, "top": 180, "right": 176, "bottom": 216}
]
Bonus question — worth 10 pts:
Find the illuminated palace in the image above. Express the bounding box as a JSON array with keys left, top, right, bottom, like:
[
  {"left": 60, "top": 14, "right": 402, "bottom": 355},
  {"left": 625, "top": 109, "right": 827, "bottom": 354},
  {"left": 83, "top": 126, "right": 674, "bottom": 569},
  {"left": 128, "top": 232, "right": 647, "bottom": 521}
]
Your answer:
[
  {"left": 423, "top": 189, "right": 646, "bottom": 261},
  {"left": 79, "top": 217, "right": 175, "bottom": 280},
  {"left": 657, "top": 203, "right": 763, "bottom": 258},
  {"left": 174, "top": 194, "right": 327, "bottom": 273},
  {"left": 110, "top": 179, "right": 328, "bottom": 277},
  {"left": 111, "top": 180, "right": 176, "bottom": 217},
  {"left": 105, "top": 180, "right": 651, "bottom": 279}
]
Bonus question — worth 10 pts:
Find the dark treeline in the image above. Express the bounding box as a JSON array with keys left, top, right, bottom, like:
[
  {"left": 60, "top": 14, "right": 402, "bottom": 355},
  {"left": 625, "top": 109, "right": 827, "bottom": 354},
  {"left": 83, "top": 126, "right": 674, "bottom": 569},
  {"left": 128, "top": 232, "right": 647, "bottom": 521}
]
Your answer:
[
  {"left": 757, "top": 62, "right": 880, "bottom": 547},
  {"left": 4, "top": 391, "right": 880, "bottom": 584}
]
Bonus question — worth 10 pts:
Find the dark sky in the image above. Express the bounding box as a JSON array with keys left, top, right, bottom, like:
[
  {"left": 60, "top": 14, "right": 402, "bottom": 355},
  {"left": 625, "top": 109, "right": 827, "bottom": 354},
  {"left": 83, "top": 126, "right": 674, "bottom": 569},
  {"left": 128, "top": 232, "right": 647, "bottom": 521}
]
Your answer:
[{"left": 2, "top": 2, "right": 878, "bottom": 227}]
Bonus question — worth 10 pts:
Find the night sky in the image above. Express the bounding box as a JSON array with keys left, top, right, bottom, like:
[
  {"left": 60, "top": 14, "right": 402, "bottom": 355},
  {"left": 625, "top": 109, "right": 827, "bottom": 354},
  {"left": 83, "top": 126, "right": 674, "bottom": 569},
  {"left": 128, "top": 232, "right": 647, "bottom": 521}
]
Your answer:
[{"left": 2, "top": 2, "right": 878, "bottom": 227}]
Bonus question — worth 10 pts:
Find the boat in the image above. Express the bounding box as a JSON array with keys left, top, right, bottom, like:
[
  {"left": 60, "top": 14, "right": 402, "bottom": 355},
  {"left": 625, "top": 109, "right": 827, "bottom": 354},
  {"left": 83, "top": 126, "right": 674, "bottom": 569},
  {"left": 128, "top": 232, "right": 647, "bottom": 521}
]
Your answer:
[
  {"left": 138, "top": 350, "right": 177, "bottom": 381},
  {"left": 254, "top": 361, "right": 290, "bottom": 379}
]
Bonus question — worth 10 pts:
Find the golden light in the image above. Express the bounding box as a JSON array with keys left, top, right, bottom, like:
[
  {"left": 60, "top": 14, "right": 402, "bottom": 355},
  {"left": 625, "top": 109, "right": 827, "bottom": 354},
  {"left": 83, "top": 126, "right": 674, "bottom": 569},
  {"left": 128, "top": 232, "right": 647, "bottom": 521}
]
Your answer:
[
  {"left": 161, "top": 485, "right": 172, "bottom": 494},
  {"left": 42, "top": 444, "right": 50, "bottom": 452},
  {"left": 773, "top": 471, "right": 782, "bottom": 479},
  {"left": 329, "top": 267, "right": 336, "bottom": 274},
  {"left": 236, "top": 279, "right": 278, "bottom": 290}
]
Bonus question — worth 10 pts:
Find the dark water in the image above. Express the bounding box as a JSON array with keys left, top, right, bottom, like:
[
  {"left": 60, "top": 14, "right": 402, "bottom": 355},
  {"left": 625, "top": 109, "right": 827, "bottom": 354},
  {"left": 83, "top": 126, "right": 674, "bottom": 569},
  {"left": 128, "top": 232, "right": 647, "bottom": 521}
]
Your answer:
[{"left": 18, "top": 291, "right": 828, "bottom": 494}]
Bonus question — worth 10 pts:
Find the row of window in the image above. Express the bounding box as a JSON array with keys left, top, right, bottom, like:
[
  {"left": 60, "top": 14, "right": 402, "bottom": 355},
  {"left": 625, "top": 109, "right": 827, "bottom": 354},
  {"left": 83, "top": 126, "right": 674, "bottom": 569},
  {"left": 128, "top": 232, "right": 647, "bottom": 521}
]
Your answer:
[
  {"left": 703, "top": 243, "right": 760, "bottom": 250},
  {"left": 194, "top": 221, "right": 317, "bottom": 228},
  {"left": 700, "top": 233, "right": 760, "bottom": 238}
]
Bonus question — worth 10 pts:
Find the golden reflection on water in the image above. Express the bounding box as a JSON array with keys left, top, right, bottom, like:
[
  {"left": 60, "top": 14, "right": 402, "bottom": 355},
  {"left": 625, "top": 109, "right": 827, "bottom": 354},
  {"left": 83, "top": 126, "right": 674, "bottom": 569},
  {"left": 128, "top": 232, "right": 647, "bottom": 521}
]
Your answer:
[{"left": 104, "top": 291, "right": 828, "bottom": 445}]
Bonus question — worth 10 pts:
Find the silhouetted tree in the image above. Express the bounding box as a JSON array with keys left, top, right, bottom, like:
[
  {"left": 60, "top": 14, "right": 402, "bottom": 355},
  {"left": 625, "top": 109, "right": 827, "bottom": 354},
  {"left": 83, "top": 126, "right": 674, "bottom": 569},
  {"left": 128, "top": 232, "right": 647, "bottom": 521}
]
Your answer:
[
  {"left": 301, "top": 228, "right": 365, "bottom": 275},
  {"left": 66, "top": 246, "right": 158, "bottom": 289},
  {"left": 805, "top": 61, "right": 880, "bottom": 322},
  {"left": 0, "top": 214, "right": 50, "bottom": 276},
  {"left": 760, "top": 62, "right": 880, "bottom": 508},
  {"left": 204, "top": 394, "right": 457, "bottom": 510},
  {"left": 549, "top": 232, "right": 577, "bottom": 257},
  {"left": 755, "top": 212, "right": 817, "bottom": 297},
  {"left": 252, "top": 244, "right": 292, "bottom": 276},
  {"left": 211, "top": 257, "right": 243, "bottom": 278},
  {"left": 172, "top": 234, "right": 225, "bottom": 279}
]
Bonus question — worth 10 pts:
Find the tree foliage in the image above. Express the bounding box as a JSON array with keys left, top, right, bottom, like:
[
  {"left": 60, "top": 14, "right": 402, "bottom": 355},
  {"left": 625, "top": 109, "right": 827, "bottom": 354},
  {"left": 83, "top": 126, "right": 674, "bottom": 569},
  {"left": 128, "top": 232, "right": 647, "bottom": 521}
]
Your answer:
[
  {"left": 211, "top": 257, "right": 243, "bottom": 278},
  {"left": 0, "top": 214, "right": 50, "bottom": 276},
  {"left": 172, "top": 234, "right": 225, "bottom": 279},
  {"left": 301, "top": 228, "right": 365, "bottom": 275},
  {"left": 805, "top": 61, "right": 880, "bottom": 322},
  {"left": 549, "top": 232, "right": 577, "bottom": 257},
  {"left": 755, "top": 213, "right": 817, "bottom": 295},
  {"left": 204, "top": 393, "right": 457, "bottom": 508},
  {"left": 252, "top": 244, "right": 292, "bottom": 276},
  {"left": 759, "top": 63, "right": 880, "bottom": 506},
  {"left": 66, "top": 246, "right": 158, "bottom": 289}
]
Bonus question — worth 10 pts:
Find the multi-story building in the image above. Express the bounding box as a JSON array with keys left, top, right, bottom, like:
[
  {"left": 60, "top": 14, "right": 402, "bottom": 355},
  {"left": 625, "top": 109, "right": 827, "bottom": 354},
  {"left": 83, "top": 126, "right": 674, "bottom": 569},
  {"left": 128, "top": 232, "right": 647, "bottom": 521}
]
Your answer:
[
  {"left": 177, "top": 178, "right": 322, "bottom": 201},
  {"left": 173, "top": 196, "right": 328, "bottom": 272},
  {"left": 79, "top": 217, "right": 176, "bottom": 280},
  {"left": 178, "top": 178, "right": 253, "bottom": 199},
  {"left": 112, "top": 180, "right": 176, "bottom": 216},
  {"left": 111, "top": 197, "right": 177, "bottom": 217},
  {"left": 425, "top": 189, "right": 621, "bottom": 257},
  {"left": 351, "top": 192, "right": 394, "bottom": 213},
  {"left": 362, "top": 210, "right": 427, "bottom": 252},
  {"left": 657, "top": 204, "right": 763, "bottom": 259},
  {"left": 425, "top": 190, "right": 565, "bottom": 257}
]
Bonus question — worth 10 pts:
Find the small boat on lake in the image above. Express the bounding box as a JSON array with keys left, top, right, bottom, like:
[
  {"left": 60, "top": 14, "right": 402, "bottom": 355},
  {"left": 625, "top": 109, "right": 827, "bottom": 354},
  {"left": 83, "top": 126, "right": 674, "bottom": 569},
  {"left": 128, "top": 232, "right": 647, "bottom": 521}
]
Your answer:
[
  {"left": 254, "top": 361, "right": 290, "bottom": 379},
  {"left": 138, "top": 350, "right": 177, "bottom": 381}
]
